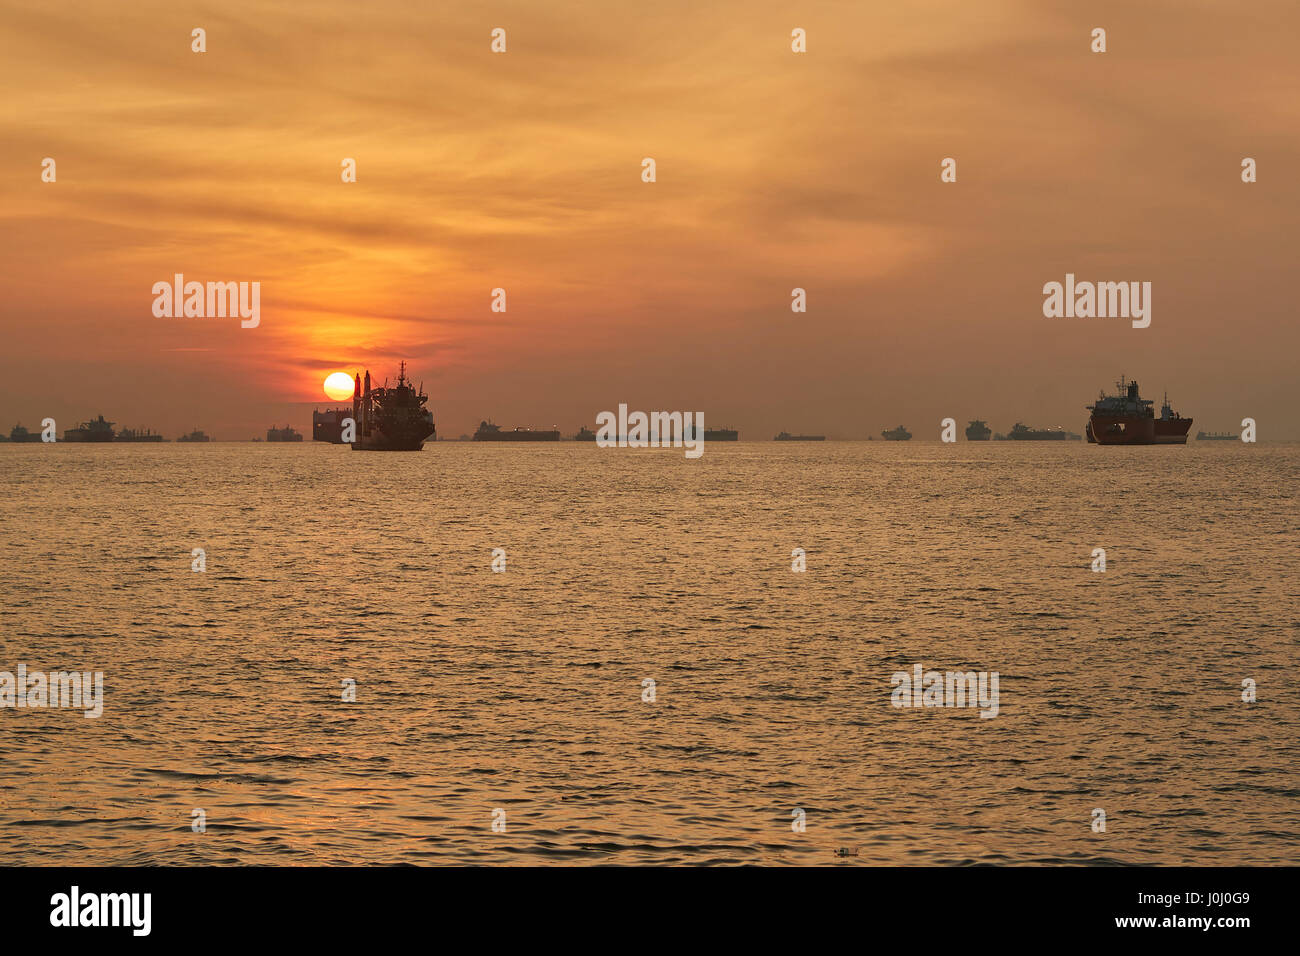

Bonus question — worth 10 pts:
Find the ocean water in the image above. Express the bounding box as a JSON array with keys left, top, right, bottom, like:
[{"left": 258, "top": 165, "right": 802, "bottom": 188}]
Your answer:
[{"left": 1, "top": 441, "right": 1296, "bottom": 866}]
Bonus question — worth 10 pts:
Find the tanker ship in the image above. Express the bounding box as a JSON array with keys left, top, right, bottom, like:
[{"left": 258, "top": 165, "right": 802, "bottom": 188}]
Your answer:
[
  {"left": 683, "top": 424, "right": 739, "bottom": 441},
  {"left": 115, "top": 427, "right": 166, "bottom": 442},
  {"left": 474, "top": 421, "right": 560, "bottom": 441},
  {"left": 266, "top": 424, "right": 303, "bottom": 442},
  {"left": 1086, "top": 377, "right": 1191, "bottom": 445},
  {"left": 352, "top": 363, "right": 435, "bottom": 451},
  {"left": 1007, "top": 423, "right": 1069, "bottom": 440},
  {"left": 63, "top": 415, "right": 116, "bottom": 442},
  {"left": 8, "top": 424, "right": 43, "bottom": 442}
]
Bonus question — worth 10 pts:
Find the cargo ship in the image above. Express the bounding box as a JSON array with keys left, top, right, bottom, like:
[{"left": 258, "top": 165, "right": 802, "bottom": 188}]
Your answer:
[
  {"left": 774, "top": 431, "right": 825, "bottom": 441},
  {"left": 965, "top": 420, "right": 992, "bottom": 441},
  {"left": 266, "top": 424, "right": 303, "bottom": 442},
  {"left": 8, "top": 424, "right": 42, "bottom": 443},
  {"left": 115, "top": 427, "right": 166, "bottom": 442},
  {"left": 63, "top": 415, "right": 116, "bottom": 442},
  {"left": 1007, "top": 423, "right": 1069, "bottom": 440},
  {"left": 707, "top": 428, "right": 738, "bottom": 441},
  {"left": 573, "top": 426, "right": 597, "bottom": 441},
  {"left": 881, "top": 425, "right": 911, "bottom": 441},
  {"left": 352, "top": 364, "right": 435, "bottom": 451},
  {"left": 1087, "top": 377, "right": 1191, "bottom": 445},
  {"left": 474, "top": 421, "right": 559, "bottom": 441},
  {"left": 1196, "top": 430, "right": 1238, "bottom": 441},
  {"left": 312, "top": 408, "right": 352, "bottom": 443},
  {"left": 682, "top": 424, "right": 739, "bottom": 441},
  {"left": 176, "top": 429, "right": 210, "bottom": 442}
]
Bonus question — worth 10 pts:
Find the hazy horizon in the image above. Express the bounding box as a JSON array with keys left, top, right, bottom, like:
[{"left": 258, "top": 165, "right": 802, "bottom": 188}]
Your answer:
[{"left": 3, "top": 0, "right": 1298, "bottom": 438}]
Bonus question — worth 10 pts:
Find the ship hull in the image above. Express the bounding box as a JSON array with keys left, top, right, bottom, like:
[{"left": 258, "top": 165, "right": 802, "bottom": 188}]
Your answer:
[
  {"left": 350, "top": 420, "right": 433, "bottom": 451},
  {"left": 350, "top": 419, "right": 433, "bottom": 451},
  {"left": 1154, "top": 419, "right": 1192, "bottom": 444},
  {"left": 474, "top": 432, "right": 560, "bottom": 441},
  {"left": 351, "top": 434, "right": 428, "bottom": 451},
  {"left": 1088, "top": 414, "right": 1156, "bottom": 445},
  {"left": 682, "top": 429, "right": 739, "bottom": 441}
]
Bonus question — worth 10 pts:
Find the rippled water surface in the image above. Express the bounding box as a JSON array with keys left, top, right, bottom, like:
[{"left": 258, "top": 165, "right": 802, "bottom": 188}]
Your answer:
[{"left": 1, "top": 441, "right": 1297, "bottom": 865}]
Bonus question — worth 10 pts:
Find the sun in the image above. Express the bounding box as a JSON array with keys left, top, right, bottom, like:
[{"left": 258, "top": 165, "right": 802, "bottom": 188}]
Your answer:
[{"left": 323, "top": 372, "right": 354, "bottom": 401}]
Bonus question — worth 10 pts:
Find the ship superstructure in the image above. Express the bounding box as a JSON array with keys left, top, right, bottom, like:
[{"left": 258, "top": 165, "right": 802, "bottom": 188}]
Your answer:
[{"left": 1154, "top": 391, "right": 1193, "bottom": 444}]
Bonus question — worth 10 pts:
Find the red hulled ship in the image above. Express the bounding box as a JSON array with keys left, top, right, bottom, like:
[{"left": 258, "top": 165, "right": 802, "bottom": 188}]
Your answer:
[{"left": 1086, "top": 377, "right": 1192, "bottom": 445}]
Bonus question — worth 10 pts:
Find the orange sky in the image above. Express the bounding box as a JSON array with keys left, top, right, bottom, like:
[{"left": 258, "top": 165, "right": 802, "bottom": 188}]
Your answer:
[{"left": 2, "top": 0, "right": 1298, "bottom": 438}]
